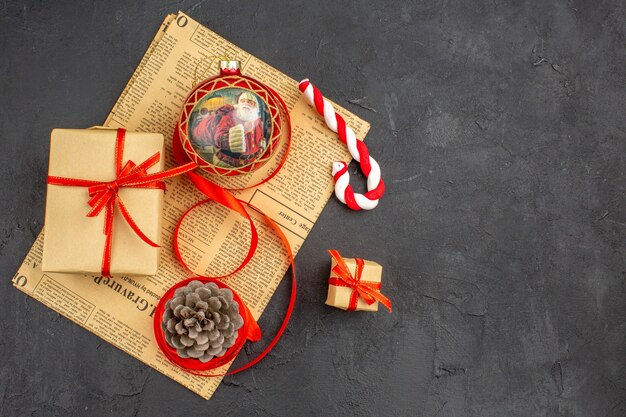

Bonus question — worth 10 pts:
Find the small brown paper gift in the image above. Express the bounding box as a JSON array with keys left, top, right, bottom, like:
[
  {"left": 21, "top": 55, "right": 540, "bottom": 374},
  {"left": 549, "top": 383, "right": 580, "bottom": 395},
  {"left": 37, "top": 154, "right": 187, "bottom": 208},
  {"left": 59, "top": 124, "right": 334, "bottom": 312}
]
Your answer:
[
  {"left": 42, "top": 128, "right": 165, "bottom": 276},
  {"left": 325, "top": 250, "right": 392, "bottom": 312}
]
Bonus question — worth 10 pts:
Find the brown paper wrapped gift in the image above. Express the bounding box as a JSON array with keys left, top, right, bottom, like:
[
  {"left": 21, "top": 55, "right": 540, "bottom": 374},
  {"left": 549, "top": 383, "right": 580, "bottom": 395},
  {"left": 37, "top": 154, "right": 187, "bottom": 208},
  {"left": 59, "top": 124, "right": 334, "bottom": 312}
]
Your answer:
[
  {"left": 42, "top": 128, "right": 165, "bottom": 276},
  {"left": 325, "top": 250, "right": 392, "bottom": 312}
]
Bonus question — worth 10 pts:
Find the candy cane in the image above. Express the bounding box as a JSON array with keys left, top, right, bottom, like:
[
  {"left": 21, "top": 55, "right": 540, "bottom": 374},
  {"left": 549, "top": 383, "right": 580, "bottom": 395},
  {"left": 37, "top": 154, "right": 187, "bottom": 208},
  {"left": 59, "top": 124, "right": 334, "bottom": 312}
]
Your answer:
[{"left": 298, "top": 79, "right": 385, "bottom": 210}]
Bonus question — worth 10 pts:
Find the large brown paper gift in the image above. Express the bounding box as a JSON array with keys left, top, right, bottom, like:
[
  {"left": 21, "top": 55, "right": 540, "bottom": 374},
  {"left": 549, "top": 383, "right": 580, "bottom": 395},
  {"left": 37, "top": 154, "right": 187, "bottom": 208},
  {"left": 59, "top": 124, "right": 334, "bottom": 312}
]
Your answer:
[
  {"left": 42, "top": 128, "right": 165, "bottom": 276},
  {"left": 325, "top": 250, "right": 392, "bottom": 312}
]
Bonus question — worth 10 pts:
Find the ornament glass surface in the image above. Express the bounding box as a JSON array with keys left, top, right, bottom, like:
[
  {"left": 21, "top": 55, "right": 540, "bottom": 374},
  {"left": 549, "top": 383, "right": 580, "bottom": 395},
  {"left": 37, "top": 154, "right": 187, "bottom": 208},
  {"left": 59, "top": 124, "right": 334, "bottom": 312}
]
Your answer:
[
  {"left": 177, "top": 61, "right": 285, "bottom": 176},
  {"left": 188, "top": 88, "right": 272, "bottom": 168}
]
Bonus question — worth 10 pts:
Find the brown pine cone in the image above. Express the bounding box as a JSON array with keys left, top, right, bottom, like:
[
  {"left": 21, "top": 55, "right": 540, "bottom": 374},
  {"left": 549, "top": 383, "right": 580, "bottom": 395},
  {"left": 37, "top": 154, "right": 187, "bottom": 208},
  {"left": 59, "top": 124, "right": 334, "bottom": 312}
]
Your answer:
[{"left": 162, "top": 280, "right": 244, "bottom": 363}]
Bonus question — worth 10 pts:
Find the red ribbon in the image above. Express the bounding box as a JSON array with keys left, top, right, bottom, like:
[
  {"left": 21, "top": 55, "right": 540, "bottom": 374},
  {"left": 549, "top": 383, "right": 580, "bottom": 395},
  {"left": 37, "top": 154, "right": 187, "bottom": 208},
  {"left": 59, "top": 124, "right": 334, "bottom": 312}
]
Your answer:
[
  {"left": 171, "top": 127, "right": 259, "bottom": 278},
  {"left": 47, "top": 128, "right": 196, "bottom": 276},
  {"left": 156, "top": 78, "right": 298, "bottom": 376},
  {"left": 154, "top": 201, "right": 297, "bottom": 377},
  {"left": 168, "top": 114, "right": 298, "bottom": 376},
  {"left": 328, "top": 250, "right": 392, "bottom": 312}
]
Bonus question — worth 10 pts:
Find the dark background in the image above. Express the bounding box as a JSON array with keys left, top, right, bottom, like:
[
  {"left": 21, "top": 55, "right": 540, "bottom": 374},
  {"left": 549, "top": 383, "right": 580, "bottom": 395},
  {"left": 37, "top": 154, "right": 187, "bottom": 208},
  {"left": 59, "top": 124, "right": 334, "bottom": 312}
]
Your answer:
[{"left": 1, "top": 1, "right": 625, "bottom": 416}]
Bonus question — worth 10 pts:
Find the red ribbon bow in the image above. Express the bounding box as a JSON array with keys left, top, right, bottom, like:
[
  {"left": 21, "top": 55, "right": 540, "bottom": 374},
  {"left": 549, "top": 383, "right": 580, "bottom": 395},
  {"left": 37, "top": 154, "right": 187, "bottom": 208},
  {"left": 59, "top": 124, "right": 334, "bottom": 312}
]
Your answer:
[
  {"left": 328, "top": 250, "right": 392, "bottom": 312},
  {"left": 47, "top": 128, "right": 196, "bottom": 277}
]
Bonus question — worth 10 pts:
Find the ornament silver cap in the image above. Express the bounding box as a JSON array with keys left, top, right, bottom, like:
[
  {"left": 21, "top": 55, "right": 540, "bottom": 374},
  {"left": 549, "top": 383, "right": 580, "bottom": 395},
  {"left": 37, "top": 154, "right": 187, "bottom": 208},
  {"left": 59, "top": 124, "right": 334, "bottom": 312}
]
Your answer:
[{"left": 219, "top": 60, "right": 240, "bottom": 71}]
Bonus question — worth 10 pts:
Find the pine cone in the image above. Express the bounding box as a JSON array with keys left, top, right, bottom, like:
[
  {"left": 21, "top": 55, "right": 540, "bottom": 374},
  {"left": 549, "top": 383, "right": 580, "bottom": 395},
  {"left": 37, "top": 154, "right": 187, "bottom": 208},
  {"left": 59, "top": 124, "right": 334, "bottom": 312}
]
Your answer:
[{"left": 162, "top": 280, "right": 244, "bottom": 363}]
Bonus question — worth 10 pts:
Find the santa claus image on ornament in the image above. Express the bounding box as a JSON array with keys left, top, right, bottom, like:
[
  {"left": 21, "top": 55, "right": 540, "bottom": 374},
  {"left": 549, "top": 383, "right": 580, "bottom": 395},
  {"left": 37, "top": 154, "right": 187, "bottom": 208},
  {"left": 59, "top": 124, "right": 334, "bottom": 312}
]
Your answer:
[{"left": 189, "top": 88, "right": 271, "bottom": 168}]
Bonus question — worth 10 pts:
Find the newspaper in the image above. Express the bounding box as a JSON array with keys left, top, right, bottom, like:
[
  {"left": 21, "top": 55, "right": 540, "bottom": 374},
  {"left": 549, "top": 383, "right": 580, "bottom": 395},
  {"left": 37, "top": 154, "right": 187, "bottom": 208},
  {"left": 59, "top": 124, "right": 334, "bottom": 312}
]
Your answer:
[{"left": 12, "top": 11, "right": 370, "bottom": 399}]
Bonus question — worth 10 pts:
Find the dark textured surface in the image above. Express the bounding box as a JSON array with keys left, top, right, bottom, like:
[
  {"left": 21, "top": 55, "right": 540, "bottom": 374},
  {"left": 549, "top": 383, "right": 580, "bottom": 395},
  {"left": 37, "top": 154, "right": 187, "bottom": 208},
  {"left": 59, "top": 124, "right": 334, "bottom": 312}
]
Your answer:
[{"left": 1, "top": 1, "right": 625, "bottom": 416}]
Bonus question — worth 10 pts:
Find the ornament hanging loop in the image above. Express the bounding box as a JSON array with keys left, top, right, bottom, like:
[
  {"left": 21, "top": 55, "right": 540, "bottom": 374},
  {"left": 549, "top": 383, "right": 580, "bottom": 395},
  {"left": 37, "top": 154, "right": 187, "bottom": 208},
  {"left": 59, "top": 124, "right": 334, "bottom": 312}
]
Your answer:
[{"left": 192, "top": 55, "right": 234, "bottom": 86}]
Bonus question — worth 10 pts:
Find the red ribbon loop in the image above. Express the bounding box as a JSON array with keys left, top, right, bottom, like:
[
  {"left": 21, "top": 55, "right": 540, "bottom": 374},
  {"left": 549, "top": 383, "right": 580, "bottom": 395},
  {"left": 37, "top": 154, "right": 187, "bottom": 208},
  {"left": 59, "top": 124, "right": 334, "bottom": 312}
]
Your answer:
[
  {"left": 47, "top": 128, "right": 197, "bottom": 276},
  {"left": 160, "top": 80, "right": 299, "bottom": 376},
  {"left": 171, "top": 125, "right": 260, "bottom": 278},
  {"left": 328, "top": 250, "right": 392, "bottom": 312}
]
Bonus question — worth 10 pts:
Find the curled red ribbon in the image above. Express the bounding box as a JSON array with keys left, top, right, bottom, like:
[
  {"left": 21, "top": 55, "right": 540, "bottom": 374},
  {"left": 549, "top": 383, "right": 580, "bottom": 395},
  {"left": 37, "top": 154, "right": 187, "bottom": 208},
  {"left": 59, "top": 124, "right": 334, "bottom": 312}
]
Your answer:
[
  {"left": 47, "top": 128, "right": 196, "bottom": 276},
  {"left": 152, "top": 72, "right": 298, "bottom": 376},
  {"left": 328, "top": 250, "right": 392, "bottom": 312},
  {"left": 153, "top": 202, "right": 297, "bottom": 377}
]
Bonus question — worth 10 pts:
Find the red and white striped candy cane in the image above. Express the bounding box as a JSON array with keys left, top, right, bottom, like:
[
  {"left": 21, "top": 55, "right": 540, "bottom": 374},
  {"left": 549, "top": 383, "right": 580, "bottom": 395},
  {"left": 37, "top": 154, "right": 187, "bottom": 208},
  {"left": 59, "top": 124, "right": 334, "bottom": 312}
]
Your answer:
[{"left": 298, "top": 79, "right": 385, "bottom": 210}]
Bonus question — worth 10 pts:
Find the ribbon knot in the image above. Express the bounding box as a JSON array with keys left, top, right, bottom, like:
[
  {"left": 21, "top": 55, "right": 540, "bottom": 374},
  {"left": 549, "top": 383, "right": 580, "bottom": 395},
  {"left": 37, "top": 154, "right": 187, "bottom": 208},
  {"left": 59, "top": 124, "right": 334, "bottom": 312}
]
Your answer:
[
  {"left": 47, "top": 128, "right": 197, "bottom": 276},
  {"left": 85, "top": 157, "right": 161, "bottom": 218},
  {"left": 327, "top": 250, "right": 392, "bottom": 312}
]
